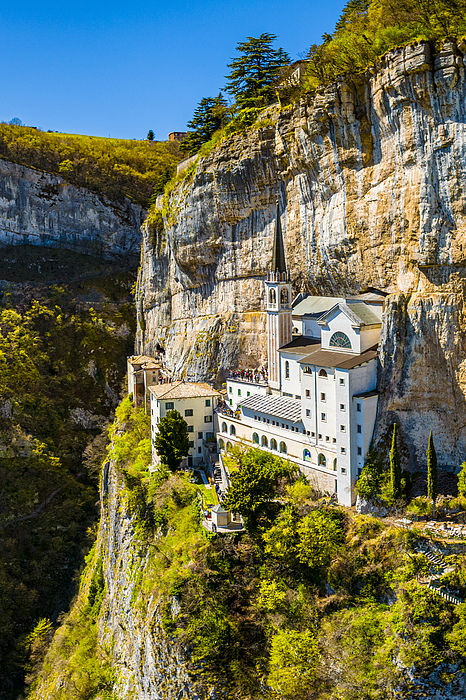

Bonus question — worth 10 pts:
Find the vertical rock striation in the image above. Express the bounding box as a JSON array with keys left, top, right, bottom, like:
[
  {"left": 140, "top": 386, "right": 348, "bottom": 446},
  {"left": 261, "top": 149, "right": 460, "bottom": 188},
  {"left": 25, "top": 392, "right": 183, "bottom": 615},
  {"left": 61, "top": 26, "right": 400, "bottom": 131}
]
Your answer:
[{"left": 138, "top": 40, "right": 466, "bottom": 471}]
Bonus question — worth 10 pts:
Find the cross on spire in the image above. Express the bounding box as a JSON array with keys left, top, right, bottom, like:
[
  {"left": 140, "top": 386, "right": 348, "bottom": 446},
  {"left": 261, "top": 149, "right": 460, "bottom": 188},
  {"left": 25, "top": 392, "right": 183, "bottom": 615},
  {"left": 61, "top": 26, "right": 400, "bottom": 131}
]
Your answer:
[{"left": 271, "top": 200, "right": 287, "bottom": 275}]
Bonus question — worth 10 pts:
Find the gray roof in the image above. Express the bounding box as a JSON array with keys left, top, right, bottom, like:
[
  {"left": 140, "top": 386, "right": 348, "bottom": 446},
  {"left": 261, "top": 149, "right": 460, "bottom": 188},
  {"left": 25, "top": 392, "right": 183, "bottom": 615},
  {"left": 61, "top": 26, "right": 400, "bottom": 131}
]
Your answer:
[
  {"left": 293, "top": 296, "right": 345, "bottom": 318},
  {"left": 279, "top": 336, "right": 321, "bottom": 354},
  {"left": 345, "top": 302, "right": 382, "bottom": 325},
  {"left": 239, "top": 393, "right": 302, "bottom": 423},
  {"left": 317, "top": 301, "right": 382, "bottom": 327},
  {"left": 292, "top": 295, "right": 384, "bottom": 324},
  {"left": 299, "top": 344, "right": 378, "bottom": 370}
]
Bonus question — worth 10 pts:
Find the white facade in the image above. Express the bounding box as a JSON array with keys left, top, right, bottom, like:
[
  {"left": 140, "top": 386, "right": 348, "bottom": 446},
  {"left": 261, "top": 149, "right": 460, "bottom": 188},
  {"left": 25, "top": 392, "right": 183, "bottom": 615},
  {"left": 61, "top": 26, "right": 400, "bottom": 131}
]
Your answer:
[
  {"left": 150, "top": 382, "right": 219, "bottom": 470},
  {"left": 226, "top": 377, "right": 269, "bottom": 410}
]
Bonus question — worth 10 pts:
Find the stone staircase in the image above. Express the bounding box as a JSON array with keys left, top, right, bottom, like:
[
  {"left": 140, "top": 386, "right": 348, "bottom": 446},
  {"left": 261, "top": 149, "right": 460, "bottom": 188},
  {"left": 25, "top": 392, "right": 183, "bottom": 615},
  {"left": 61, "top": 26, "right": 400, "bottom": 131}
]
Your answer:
[{"left": 415, "top": 539, "right": 464, "bottom": 606}]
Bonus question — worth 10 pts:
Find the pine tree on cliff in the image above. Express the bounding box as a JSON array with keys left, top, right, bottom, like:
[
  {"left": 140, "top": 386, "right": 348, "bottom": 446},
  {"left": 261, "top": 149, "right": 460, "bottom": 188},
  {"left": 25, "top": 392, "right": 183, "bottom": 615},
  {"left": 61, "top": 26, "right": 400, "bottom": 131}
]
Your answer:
[
  {"left": 390, "top": 423, "right": 401, "bottom": 500},
  {"left": 224, "top": 33, "right": 290, "bottom": 110},
  {"left": 180, "top": 94, "right": 228, "bottom": 156},
  {"left": 427, "top": 430, "right": 438, "bottom": 517},
  {"left": 154, "top": 409, "right": 190, "bottom": 471}
]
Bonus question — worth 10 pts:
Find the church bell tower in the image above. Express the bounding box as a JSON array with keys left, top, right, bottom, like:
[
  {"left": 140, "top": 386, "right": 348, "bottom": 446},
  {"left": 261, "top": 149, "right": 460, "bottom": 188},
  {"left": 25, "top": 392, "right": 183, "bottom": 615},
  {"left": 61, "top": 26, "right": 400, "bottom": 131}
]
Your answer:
[{"left": 265, "top": 201, "right": 292, "bottom": 391}]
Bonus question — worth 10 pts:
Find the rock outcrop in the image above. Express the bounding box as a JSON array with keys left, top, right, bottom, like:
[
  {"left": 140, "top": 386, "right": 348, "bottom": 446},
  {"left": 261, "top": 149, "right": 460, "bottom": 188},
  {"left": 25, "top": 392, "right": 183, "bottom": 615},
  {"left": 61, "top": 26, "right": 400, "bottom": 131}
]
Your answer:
[
  {"left": 137, "top": 40, "right": 466, "bottom": 472},
  {"left": 0, "top": 159, "right": 145, "bottom": 262}
]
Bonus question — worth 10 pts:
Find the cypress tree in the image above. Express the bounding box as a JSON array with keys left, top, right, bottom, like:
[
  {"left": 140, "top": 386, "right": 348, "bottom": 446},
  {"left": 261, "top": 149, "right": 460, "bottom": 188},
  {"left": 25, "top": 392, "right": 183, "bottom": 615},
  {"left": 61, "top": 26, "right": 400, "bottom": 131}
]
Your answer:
[
  {"left": 389, "top": 423, "right": 401, "bottom": 500},
  {"left": 427, "top": 429, "right": 438, "bottom": 517}
]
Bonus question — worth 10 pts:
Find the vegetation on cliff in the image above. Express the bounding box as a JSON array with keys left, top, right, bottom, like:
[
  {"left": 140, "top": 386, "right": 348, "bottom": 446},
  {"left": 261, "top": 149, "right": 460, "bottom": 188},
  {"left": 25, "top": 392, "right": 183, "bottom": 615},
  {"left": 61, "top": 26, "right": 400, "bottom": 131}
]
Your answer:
[
  {"left": 29, "top": 405, "right": 466, "bottom": 700},
  {"left": 0, "top": 123, "right": 181, "bottom": 207},
  {"left": 0, "top": 275, "right": 135, "bottom": 700}
]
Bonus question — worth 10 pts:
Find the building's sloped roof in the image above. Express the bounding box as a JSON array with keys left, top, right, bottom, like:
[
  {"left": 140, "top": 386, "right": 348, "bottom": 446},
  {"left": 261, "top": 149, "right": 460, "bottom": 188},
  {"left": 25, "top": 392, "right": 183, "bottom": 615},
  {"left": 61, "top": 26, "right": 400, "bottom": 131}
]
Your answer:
[
  {"left": 128, "top": 354, "right": 157, "bottom": 366},
  {"left": 299, "top": 344, "right": 378, "bottom": 369},
  {"left": 353, "top": 389, "right": 379, "bottom": 398},
  {"left": 316, "top": 301, "right": 382, "bottom": 327},
  {"left": 346, "top": 302, "right": 382, "bottom": 325},
  {"left": 292, "top": 296, "right": 345, "bottom": 318},
  {"left": 149, "top": 381, "right": 219, "bottom": 400},
  {"left": 142, "top": 359, "right": 162, "bottom": 369},
  {"left": 239, "top": 393, "right": 302, "bottom": 423},
  {"left": 279, "top": 336, "right": 321, "bottom": 354}
]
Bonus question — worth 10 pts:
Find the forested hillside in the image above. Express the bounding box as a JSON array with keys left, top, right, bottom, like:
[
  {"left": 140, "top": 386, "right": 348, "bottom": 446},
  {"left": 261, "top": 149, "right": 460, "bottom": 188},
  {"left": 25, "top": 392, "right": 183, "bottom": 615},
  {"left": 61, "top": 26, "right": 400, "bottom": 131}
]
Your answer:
[
  {"left": 0, "top": 260, "right": 136, "bottom": 699},
  {"left": 0, "top": 124, "right": 180, "bottom": 207}
]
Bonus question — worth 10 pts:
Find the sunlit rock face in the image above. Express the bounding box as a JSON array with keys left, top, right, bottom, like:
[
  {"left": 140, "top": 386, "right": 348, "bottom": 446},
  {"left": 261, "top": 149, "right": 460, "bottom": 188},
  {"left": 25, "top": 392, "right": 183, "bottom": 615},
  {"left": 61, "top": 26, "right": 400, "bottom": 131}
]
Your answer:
[
  {"left": 0, "top": 159, "right": 145, "bottom": 261},
  {"left": 138, "top": 40, "right": 466, "bottom": 471}
]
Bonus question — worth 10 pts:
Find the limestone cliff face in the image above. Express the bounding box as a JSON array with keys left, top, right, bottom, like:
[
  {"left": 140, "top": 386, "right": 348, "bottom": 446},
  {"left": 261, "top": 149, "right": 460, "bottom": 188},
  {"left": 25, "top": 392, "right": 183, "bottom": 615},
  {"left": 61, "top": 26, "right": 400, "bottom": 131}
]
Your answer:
[
  {"left": 138, "top": 40, "right": 466, "bottom": 472},
  {"left": 0, "top": 159, "right": 145, "bottom": 261}
]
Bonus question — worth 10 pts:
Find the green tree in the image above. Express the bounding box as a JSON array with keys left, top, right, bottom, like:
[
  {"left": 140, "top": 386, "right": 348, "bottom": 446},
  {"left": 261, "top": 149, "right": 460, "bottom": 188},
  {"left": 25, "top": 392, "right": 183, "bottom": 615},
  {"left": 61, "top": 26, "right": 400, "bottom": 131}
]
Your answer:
[
  {"left": 427, "top": 430, "right": 438, "bottom": 517},
  {"left": 153, "top": 409, "right": 190, "bottom": 472},
  {"left": 356, "top": 446, "right": 384, "bottom": 500},
  {"left": 458, "top": 461, "right": 466, "bottom": 497},
  {"left": 222, "top": 448, "right": 294, "bottom": 529},
  {"left": 224, "top": 33, "right": 290, "bottom": 110},
  {"left": 180, "top": 94, "right": 228, "bottom": 156},
  {"left": 147, "top": 130, "right": 154, "bottom": 141},
  {"left": 390, "top": 423, "right": 401, "bottom": 500},
  {"left": 267, "top": 629, "right": 320, "bottom": 698},
  {"left": 296, "top": 509, "right": 343, "bottom": 568}
]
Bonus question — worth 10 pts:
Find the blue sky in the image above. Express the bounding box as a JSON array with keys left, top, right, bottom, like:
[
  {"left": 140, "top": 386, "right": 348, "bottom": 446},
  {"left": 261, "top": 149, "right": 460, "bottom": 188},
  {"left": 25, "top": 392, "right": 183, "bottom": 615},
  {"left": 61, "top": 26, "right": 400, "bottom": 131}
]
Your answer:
[{"left": 2, "top": 0, "right": 345, "bottom": 140}]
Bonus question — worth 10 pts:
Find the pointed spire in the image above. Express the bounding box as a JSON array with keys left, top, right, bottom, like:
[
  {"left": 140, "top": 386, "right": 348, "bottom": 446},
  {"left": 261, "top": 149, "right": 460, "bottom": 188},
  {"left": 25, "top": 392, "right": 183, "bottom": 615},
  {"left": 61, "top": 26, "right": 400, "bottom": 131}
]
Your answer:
[{"left": 271, "top": 199, "right": 287, "bottom": 275}]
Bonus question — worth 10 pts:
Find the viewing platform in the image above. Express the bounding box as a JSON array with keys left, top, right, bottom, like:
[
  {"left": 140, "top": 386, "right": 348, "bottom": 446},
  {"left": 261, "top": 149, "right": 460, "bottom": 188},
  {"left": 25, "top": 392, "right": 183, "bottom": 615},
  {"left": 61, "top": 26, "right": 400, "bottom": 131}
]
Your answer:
[{"left": 228, "top": 369, "right": 268, "bottom": 386}]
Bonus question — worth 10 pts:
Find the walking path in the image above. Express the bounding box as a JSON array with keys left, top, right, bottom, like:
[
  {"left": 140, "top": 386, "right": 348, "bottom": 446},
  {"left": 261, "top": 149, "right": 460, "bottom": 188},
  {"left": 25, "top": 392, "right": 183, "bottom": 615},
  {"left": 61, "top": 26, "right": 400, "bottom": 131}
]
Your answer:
[{"left": 415, "top": 539, "right": 464, "bottom": 605}]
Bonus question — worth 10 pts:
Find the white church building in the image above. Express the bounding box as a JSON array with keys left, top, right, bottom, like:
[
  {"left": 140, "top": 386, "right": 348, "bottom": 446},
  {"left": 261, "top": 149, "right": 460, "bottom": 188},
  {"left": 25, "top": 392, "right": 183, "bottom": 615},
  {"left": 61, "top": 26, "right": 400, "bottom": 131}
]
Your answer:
[{"left": 216, "top": 203, "right": 385, "bottom": 507}]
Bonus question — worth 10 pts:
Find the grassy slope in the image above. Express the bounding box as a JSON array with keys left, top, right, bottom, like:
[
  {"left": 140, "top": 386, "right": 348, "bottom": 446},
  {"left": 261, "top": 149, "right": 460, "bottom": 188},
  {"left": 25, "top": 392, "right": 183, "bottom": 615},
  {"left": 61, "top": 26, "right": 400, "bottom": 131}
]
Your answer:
[
  {"left": 30, "top": 403, "right": 466, "bottom": 700},
  {"left": 0, "top": 124, "right": 181, "bottom": 208}
]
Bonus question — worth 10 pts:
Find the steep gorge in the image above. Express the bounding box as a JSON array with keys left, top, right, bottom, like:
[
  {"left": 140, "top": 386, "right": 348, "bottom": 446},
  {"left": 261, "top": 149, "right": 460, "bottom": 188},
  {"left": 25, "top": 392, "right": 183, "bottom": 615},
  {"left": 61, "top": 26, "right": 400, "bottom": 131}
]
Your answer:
[{"left": 138, "top": 40, "right": 466, "bottom": 472}]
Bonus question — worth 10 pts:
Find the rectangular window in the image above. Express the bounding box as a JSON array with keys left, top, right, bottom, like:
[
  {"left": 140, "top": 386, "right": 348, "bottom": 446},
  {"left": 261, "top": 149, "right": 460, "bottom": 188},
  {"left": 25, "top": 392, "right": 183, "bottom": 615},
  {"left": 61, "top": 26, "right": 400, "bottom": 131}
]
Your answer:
[
  {"left": 321, "top": 392, "right": 326, "bottom": 402},
  {"left": 229, "top": 399, "right": 233, "bottom": 406},
  {"left": 340, "top": 403, "right": 345, "bottom": 411},
  {"left": 165, "top": 402, "right": 174, "bottom": 410},
  {"left": 339, "top": 378, "right": 345, "bottom": 386},
  {"left": 306, "top": 409, "right": 310, "bottom": 417},
  {"left": 206, "top": 432, "right": 214, "bottom": 439},
  {"left": 340, "top": 425, "right": 345, "bottom": 432},
  {"left": 321, "top": 412, "right": 326, "bottom": 421},
  {"left": 198, "top": 431, "right": 203, "bottom": 439},
  {"left": 357, "top": 403, "right": 361, "bottom": 412},
  {"left": 229, "top": 387, "right": 232, "bottom": 393},
  {"left": 247, "top": 391, "right": 250, "bottom": 397},
  {"left": 205, "top": 399, "right": 211, "bottom": 406},
  {"left": 305, "top": 389, "right": 310, "bottom": 398},
  {"left": 341, "top": 467, "right": 346, "bottom": 474},
  {"left": 187, "top": 426, "right": 194, "bottom": 433},
  {"left": 311, "top": 431, "right": 315, "bottom": 437},
  {"left": 357, "top": 424, "right": 362, "bottom": 433},
  {"left": 341, "top": 447, "right": 346, "bottom": 454},
  {"left": 333, "top": 437, "right": 336, "bottom": 443},
  {"left": 185, "top": 409, "right": 193, "bottom": 417},
  {"left": 189, "top": 440, "right": 194, "bottom": 447},
  {"left": 358, "top": 468, "right": 362, "bottom": 476},
  {"left": 198, "top": 446, "right": 202, "bottom": 453},
  {"left": 318, "top": 433, "right": 322, "bottom": 439},
  {"left": 237, "top": 390, "right": 241, "bottom": 396},
  {"left": 357, "top": 447, "right": 362, "bottom": 455},
  {"left": 325, "top": 436, "right": 330, "bottom": 442},
  {"left": 295, "top": 395, "right": 301, "bottom": 400},
  {"left": 204, "top": 415, "right": 213, "bottom": 423}
]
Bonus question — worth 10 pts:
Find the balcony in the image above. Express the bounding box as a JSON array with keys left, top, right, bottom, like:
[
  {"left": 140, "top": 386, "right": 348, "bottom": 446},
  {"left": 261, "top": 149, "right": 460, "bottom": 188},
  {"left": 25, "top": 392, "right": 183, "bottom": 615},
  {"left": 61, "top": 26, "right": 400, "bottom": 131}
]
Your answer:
[{"left": 228, "top": 369, "right": 268, "bottom": 386}]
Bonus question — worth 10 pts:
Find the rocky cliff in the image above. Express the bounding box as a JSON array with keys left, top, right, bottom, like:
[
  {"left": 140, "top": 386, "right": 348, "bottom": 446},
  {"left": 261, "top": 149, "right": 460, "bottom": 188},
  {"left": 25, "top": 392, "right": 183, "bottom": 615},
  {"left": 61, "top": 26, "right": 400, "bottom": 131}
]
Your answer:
[
  {"left": 0, "top": 158, "right": 145, "bottom": 262},
  {"left": 137, "top": 40, "right": 466, "bottom": 472}
]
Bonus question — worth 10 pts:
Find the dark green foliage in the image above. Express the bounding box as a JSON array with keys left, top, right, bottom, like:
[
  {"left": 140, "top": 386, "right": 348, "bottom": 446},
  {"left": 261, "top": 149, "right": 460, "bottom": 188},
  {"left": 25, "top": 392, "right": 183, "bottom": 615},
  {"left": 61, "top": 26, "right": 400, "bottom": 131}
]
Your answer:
[
  {"left": 458, "top": 461, "right": 466, "bottom": 496},
  {"left": 224, "top": 33, "right": 291, "bottom": 110},
  {"left": 147, "top": 130, "right": 154, "bottom": 141},
  {"left": 427, "top": 429, "right": 438, "bottom": 514},
  {"left": 222, "top": 447, "right": 296, "bottom": 529},
  {"left": 0, "top": 280, "right": 134, "bottom": 699},
  {"left": 356, "top": 445, "right": 384, "bottom": 500},
  {"left": 154, "top": 409, "right": 190, "bottom": 472},
  {"left": 0, "top": 122, "right": 180, "bottom": 207},
  {"left": 390, "top": 423, "right": 401, "bottom": 500},
  {"left": 179, "top": 94, "right": 228, "bottom": 156}
]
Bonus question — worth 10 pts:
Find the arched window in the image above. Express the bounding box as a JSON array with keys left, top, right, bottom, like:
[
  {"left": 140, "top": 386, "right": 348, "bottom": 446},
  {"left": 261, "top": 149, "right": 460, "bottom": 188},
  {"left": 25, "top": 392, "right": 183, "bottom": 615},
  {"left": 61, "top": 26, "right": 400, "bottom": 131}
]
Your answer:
[
  {"left": 280, "top": 287, "right": 288, "bottom": 304},
  {"left": 270, "top": 438, "right": 277, "bottom": 451},
  {"left": 221, "top": 421, "right": 227, "bottom": 433},
  {"left": 303, "top": 448, "right": 312, "bottom": 462},
  {"left": 269, "top": 289, "right": 276, "bottom": 305},
  {"left": 303, "top": 366, "right": 312, "bottom": 374},
  {"left": 333, "top": 458, "right": 337, "bottom": 471},
  {"left": 318, "top": 453, "right": 326, "bottom": 467},
  {"left": 261, "top": 435, "right": 268, "bottom": 447},
  {"left": 285, "top": 360, "right": 290, "bottom": 379},
  {"left": 279, "top": 441, "right": 287, "bottom": 454},
  {"left": 252, "top": 432, "right": 259, "bottom": 444},
  {"left": 218, "top": 438, "right": 225, "bottom": 450},
  {"left": 319, "top": 369, "right": 328, "bottom": 378},
  {"left": 329, "top": 331, "right": 352, "bottom": 349},
  {"left": 226, "top": 442, "right": 232, "bottom": 451},
  {"left": 230, "top": 424, "right": 236, "bottom": 436}
]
